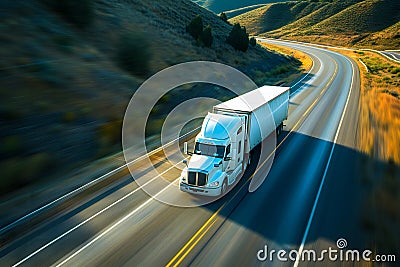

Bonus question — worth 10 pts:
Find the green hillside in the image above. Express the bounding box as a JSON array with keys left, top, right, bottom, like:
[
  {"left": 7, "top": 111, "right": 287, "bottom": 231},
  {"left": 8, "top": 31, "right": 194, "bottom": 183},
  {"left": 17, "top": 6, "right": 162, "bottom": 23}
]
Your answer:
[
  {"left": 230, "top": 1, "right": 327, "bottom": 35},
  {"left": 224, "top": 4, "right": 269, "bottom": 18},
  {"left": 310, "top": 0, "right": 400, "bottom": 34},
  {"left": 268, "top": 0, "right": 358, "bottom": 37},
  {"left": 232, "top": 0, "right": 400, "bottom": 49}
]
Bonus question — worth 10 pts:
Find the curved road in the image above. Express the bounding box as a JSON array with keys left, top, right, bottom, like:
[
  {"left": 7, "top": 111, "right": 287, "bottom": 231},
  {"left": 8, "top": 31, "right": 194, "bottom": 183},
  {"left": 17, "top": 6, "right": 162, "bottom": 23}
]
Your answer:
[{"left": 0, "top": 39, "right": 361, "bottom": 266}]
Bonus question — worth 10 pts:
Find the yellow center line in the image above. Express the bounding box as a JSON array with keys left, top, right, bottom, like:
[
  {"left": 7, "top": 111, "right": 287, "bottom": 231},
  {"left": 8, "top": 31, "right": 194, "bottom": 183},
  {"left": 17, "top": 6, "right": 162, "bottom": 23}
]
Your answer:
[
  {"left": 165, "top": 205, "right": 225, "bottom": 267},
  {"left": 171, "top": 217, "right": 219, "bottom": 267},
  {"left": 166, "top": 57, "right": 339, "bottom": 267}
]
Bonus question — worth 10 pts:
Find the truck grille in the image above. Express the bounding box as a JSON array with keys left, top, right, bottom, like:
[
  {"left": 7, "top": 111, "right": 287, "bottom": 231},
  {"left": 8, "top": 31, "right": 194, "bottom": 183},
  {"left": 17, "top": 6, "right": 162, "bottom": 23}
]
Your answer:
[{"left": 187, "top": 171, "right": 208, "bottom": 186}]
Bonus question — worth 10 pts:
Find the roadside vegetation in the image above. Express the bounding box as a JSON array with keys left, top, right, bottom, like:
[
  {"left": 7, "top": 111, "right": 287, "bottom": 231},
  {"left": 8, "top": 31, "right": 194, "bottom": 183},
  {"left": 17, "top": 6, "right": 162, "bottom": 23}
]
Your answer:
[
  {"left": 117, "top": 33, "right": 152, "bottom": 76},
  {"left": 226, "top": 23, "right": 250, "bottom": 52},
  {"left": 348, "top": 50, "right": 400, "bottom": 163},
  {"left": 186, "top": 15, "right": 213, "bottom": 47},
  {"left": 43, "top": 0, "right": 94, "bottom": 28},
  {"left": 258, "top": 42, "right": 313, "bottom": 85}
]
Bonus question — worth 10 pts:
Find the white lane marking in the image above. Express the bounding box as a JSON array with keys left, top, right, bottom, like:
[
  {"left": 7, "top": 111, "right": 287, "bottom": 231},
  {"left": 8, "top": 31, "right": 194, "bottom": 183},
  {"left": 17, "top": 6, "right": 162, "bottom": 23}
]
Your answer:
[
  {"left": 0, "top": 127, "right": 199, "bottom": 235},
  {"left": 12, "top": 160, "right": 185, "bottom": 267},
  {"left": 258, "top": 38, "right": 322, "bottom": 99},
  {"left": 293, "top": 56, "right": 355, "bottom": 267},
  {"left": 371, "top": 50, "right": 400, "bottom": 63},
  {"left": 55, "top": 177, "right": 180, "bottom": 267},
  {"left": 358, "top": 59, "right": 369, "bottom": 72}
]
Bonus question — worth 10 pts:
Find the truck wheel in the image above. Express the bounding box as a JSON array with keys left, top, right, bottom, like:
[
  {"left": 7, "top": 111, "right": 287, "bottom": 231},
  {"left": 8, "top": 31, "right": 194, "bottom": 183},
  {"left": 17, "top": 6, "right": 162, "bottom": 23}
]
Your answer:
[{"left": 221, "top": 179, "right": 227, "bottom": 196}]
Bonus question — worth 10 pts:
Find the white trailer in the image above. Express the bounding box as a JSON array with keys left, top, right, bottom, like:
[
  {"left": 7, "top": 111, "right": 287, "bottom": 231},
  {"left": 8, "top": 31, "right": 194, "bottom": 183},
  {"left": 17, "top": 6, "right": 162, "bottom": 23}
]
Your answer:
[{"left": 180, "top": 86, "right": 290, "bottom": 196}]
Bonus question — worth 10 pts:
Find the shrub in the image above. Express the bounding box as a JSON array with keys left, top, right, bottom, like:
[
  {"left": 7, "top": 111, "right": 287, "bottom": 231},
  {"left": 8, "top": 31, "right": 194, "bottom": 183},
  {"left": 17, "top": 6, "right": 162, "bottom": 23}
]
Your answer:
[
  {"left": 226, "top": 23, "right": 249, "bottom": 52},
  {"left": 63, "top": 111, "right": 77, "bottom": 123},
  {"left": 98, "top": 119, "right": 122, "bottom": 146},
  {"left": 44, "top": 0, "right": 94, "bottom": 28},
  {"left": 1, "top": 136, "right": 22, "bottom": 156},
  {"left": 186, "top": 15, "right": 203, "bottom": 40},
  {"left": 0, "top": 153, "right": 54, "bottom": 195},
  {"left": 219, "top": 12, "right": 228, "bottom": 23},
  {"left": 249, "top": 37, "right": 257, "bottom": 47},
  {"left": 200, "top": 25, "right": 213, "bottom": 47},
  {"left": 391, "top": 67, "right": 400, "bottom": 74},
  {"left": 186, "top": 16, "right": 213, "bottom": 48},
  {"left": 116, "top": 33, "right": 151, "bottom": 76}
]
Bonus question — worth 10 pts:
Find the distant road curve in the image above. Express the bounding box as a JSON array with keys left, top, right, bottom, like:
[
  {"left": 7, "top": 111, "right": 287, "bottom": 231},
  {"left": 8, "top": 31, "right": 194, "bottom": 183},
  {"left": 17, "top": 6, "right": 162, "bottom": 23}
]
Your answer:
[{"left": 380, "top": 50, "right": 400, "bottom": 62}]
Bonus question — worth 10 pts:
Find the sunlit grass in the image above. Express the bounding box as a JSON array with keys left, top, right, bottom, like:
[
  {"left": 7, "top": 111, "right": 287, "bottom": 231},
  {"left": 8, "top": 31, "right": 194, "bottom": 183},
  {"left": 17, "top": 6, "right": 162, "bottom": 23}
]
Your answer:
[
  {"left": 264, "top": 43, "right": 400, "bottom": 164},
  {"left": 337, "top": 49, "right": 400, "bottom": 164},
  {"left": 259, "top": 42, "right": 313, "bottom": 78}
]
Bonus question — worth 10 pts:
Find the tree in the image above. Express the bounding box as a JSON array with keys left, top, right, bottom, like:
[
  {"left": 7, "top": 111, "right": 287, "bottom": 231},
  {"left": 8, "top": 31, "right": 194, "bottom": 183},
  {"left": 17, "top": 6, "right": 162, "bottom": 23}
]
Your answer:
[
  {"left": 186, "top": 15, "right": 203, "bottom": 40},
  {"left": 249, "top": 37, "right": 257, "bottom": 47},
  {"left": 116, "top": 33, "right": 151, "bottom": 77},
  {"left": 44, "top": 0, "right": 94, "bottom": 28},
  {"left": 226, "top": 23, "right": 249, "bottom": 52},
  {"left": 219, "top": 12, "right": 228, "bottom": 23},
  {"left": 200, "top": 25, "right": 213, "bottom": 47}
]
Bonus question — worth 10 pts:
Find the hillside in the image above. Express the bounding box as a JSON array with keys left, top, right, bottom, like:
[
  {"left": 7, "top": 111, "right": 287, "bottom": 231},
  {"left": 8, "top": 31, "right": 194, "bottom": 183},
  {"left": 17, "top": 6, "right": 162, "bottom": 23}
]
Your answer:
[
  {"left": 230, "top": 1, "right": 329, "bottom": 35},
  {"left": 231, "top": 0, "right": 400, "bottom": 49},
  {"left": 191, "top": 0, "right": 286, "bottom": 14},
  {"left": 267, "top": 0, "right": 358, "bottom": 36},
  {"left": 0, "top": 0, "right": 300, "bottom": 194},
  {"left": 224, "top": 4, "right": 269, "bottom": 18}
]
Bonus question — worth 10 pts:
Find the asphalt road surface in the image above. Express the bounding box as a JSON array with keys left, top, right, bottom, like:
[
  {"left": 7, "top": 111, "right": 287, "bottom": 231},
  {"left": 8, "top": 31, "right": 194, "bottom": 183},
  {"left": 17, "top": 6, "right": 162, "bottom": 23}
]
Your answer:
[
  {"left": 380, "top": 51, "right": 400, "bottom": 62},
  {"left": 0, "top": 39, "right": 365, "bottom": 267}
]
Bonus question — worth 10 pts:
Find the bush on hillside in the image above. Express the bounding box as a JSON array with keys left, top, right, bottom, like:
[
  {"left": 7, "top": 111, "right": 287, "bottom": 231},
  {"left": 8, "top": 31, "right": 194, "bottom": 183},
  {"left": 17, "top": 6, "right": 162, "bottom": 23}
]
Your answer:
[
  {"left": 44, "top": 0, "right": 94, "bottom": 28},
  {"left": 186, "top": 15, "right": 204, "bottom": 40},
  {"left": 200, "top": 25, "right": 213, "bottom": 47},
  {"left": 219, "top": 12, "right": 228, "bottom": 23},
  {"left": 186, "top": 15, "right": 213, "bottom": 48},
  {"left": 116, "top": 33, "right": 151, "bottom": 77},
  {"left": 226, "top": 23, "right": 249, "bottom": 52},
  {"left": 249, "top": 37, "right": 257, "bottom": 47}
]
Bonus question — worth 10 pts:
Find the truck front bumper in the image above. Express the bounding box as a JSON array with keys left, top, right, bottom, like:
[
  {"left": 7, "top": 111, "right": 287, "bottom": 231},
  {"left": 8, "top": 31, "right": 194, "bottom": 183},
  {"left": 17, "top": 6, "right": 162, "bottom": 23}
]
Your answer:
[{"left": 180, "top": 182, "right": 221, "bottom": 197}]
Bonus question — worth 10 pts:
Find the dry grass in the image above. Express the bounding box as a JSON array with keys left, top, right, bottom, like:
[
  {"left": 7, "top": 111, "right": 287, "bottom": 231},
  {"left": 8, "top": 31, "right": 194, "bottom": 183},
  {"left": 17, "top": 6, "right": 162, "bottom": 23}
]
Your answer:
[
  {"left": 259, "top": 42, "right": 313, "bottom": 81},
  {"left": 334, "top": 49, "right": 400, "bottom": 164},
  {"left": 264, "top": 41, "right": 400, "bottom": 164}
]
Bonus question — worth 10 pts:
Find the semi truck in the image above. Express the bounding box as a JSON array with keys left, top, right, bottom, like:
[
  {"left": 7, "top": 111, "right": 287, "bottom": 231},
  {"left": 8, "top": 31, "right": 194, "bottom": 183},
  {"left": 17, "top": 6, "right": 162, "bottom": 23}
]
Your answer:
[{"left": 179, "top": 85, "right": 290, "bottom": 196}]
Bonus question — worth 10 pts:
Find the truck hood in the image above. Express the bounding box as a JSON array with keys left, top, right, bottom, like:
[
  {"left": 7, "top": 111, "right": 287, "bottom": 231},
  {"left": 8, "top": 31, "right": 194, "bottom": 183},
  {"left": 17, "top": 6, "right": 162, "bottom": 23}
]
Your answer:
[{"left": 188, "top": 154, "right": 222, "bottom": 173}]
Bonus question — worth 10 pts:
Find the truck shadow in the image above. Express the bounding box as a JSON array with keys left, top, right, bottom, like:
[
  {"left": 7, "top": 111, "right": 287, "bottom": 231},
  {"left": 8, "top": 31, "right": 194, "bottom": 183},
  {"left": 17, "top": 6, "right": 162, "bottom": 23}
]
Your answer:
[{"left": 201, "top": 130, "right": 399, "bottom": 257}]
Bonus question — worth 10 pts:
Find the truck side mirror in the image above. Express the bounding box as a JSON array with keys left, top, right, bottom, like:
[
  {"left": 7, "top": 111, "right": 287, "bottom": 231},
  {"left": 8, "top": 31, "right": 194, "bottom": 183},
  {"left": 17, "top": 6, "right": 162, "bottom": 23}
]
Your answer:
[
  {"left": 184, "top": 142, "right": 188, "bottom": 155},
  {"left": 214, "top": 161, "right": 222, "bottom": 167},
  {"left": 183, "top": 142, "right": 193, "bottom": 155},
  {"left": 183, "top": 159, "right": 188, "bottom": 166}
]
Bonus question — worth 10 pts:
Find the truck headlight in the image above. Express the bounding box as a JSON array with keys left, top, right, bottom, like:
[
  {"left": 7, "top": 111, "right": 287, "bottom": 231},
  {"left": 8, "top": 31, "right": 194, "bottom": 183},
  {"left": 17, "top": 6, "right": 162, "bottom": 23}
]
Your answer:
[{"left": 209, "top": 181, "right": 219, "bottom": 187}]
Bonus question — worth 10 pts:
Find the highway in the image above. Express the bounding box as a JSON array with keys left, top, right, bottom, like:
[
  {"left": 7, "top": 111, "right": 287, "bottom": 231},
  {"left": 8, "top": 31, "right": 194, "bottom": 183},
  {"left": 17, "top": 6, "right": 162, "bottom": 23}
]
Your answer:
[
  {"left": 380, "top": 50, "right": 400, "bottom": 62},
  {"left": 0, "top": 39, "right": 361, "bottom": 266}
]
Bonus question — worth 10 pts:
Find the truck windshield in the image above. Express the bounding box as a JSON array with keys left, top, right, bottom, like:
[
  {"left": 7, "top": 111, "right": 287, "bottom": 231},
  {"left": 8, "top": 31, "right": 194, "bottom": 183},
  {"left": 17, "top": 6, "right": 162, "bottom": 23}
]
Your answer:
[{"left": 194, "top": 142, "right": 225, "bottom": 158}]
